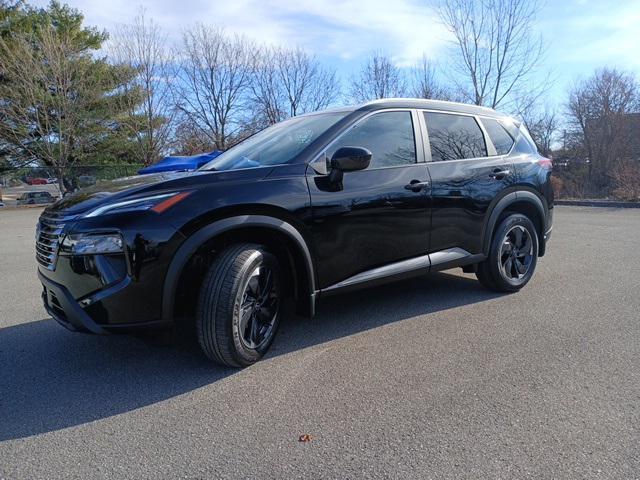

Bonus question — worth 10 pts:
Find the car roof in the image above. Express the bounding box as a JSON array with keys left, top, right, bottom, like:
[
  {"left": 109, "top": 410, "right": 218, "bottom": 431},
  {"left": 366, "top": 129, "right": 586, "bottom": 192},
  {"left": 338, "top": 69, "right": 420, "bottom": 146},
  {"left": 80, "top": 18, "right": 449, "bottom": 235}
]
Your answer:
[
  {"left": 354, "top": 98, "right": 508, "bottom": 118},
  {"left": 298, "top": 98, "right": 510, "bottom": 120}
]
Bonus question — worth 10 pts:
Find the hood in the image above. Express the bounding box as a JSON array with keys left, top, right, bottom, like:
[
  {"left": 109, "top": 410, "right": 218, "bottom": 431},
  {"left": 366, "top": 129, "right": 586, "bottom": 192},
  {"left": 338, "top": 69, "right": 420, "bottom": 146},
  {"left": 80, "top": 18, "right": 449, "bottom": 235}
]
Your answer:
[{"left": 45, "top": 166, "right": 272, "bottom": 217}]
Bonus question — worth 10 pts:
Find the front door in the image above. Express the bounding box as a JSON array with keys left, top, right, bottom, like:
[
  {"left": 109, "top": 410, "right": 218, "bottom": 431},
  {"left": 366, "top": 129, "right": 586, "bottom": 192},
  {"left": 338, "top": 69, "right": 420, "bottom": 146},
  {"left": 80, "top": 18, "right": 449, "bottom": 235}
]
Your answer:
[{"left": 307, "top": 110, "right": 431, "bottom": 289}]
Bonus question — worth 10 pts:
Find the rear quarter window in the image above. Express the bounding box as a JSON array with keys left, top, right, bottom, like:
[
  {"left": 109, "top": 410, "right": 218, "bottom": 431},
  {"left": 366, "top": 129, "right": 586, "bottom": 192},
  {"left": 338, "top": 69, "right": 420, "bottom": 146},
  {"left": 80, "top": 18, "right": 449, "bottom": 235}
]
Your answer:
[
  {"left": 498, "top": 118, "right": 538, "bottom": 154},
  {"left": 480, "top": 118, "right": 514, "bottom": 155}
]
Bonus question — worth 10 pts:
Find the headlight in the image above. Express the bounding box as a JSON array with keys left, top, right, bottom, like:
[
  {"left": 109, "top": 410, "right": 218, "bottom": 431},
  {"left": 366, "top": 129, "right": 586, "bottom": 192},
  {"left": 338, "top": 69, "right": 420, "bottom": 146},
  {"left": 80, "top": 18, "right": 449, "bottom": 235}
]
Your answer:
[
  {"left": 84, "top": 191, "right": 191, "bottom": 218},
  {"left": 61, "top": 233, "right": 124, "bottom": 255}
]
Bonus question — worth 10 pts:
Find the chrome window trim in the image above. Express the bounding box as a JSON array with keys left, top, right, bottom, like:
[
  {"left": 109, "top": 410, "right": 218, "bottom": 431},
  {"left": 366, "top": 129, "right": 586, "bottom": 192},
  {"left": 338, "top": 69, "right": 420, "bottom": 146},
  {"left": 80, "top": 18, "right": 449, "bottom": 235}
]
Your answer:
[
  {"left": 420, "top": 109, "right": 521, "bottom": 163},
  {"left": 416, "top": 108, "right": 432, "bottom": 163},
  {"left": 475, "top": 115, "right": 498, "bottom": 156},
  {"left": 419, "top": 152, "right": 510, "bottom": 165},
  {"left": 410, "top": 109, "right": 427, "bottom": 164}
]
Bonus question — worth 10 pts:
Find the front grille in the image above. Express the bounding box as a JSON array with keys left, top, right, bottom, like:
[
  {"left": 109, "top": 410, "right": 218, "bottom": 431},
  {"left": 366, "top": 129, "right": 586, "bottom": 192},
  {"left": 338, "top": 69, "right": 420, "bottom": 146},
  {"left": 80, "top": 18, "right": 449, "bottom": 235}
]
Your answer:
[{"left": 36, "top": 214, "right": 72, "bottom": 270}]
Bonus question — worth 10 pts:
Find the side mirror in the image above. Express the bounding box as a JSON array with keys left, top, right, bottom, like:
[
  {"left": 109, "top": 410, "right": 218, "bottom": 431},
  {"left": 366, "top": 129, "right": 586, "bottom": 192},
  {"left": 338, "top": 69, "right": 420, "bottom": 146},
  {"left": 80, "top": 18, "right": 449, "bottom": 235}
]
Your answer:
[
  {"left": 330, "top": 146, "right": 372, "bottom": 172},
  {"left": 327, "top": 146, "right": 372, "bottom": 186}
]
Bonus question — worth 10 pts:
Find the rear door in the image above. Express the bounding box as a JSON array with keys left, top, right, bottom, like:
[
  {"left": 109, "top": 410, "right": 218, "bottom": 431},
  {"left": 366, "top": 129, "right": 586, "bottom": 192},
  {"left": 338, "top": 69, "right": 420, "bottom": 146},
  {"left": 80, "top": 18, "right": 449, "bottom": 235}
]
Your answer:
[
  {"left": 307, "top": 109, "right": 432, "bottom": 289},
  {"left": 423, "top": 111, "right": 516, "bottom": 256}
]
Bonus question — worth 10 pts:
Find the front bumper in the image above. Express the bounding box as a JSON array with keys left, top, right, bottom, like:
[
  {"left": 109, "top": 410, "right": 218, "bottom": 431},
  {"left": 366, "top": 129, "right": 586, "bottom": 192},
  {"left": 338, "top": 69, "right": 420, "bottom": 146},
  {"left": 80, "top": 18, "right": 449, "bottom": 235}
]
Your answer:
[
  {"left": 40, "top": 270, "right": 172, "bottom": 334},
  {"left": 36, "top": 208, "right": 185, "bottom": 333},
  {"left": 40, "top": 270, "right": 108, "bottom": 334}
]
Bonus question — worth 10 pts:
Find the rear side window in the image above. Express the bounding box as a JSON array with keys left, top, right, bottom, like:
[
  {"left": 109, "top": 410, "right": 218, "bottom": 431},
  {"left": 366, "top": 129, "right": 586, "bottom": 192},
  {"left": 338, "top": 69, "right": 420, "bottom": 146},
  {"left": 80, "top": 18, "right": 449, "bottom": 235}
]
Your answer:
[
  {"left": 480, "top": 118, "right": 514, "bottom": 155},
  {"left": 424, "top": 112, "right": 487, "bottom": 162},
  {"left": 329, "top": 111, "right": 416, "bottom": 168},
  {"left": 498, "top": 118, "right": 538, "bottom": 154}
]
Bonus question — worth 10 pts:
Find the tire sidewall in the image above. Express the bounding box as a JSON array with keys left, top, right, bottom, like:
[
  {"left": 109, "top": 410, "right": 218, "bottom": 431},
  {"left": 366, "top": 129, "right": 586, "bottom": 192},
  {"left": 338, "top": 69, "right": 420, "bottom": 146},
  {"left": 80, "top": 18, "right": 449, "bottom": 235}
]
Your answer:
[
  {"left": 489, "top": 214, "right": 539, "bottom": 291},
  {"left": 230, "top": 250, "right": 282, "bottom": 364}
]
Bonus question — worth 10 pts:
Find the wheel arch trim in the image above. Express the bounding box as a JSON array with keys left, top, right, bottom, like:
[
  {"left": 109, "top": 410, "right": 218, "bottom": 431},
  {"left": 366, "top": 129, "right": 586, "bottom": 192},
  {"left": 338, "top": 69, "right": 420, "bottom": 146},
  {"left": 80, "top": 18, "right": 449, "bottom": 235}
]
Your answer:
[
  {"left": 482, "top": 190, "right": 547, "bottom": 256},
  {"left": 162, "top": 215, "right": 316, "bottom": 321}
]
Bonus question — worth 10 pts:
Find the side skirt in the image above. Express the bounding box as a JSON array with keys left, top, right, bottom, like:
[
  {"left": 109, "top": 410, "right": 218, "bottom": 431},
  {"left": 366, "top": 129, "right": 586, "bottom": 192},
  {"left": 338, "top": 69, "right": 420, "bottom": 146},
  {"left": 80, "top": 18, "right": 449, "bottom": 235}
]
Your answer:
[{"left": 319, "top": 248, "right": 486, "bottom": 298}]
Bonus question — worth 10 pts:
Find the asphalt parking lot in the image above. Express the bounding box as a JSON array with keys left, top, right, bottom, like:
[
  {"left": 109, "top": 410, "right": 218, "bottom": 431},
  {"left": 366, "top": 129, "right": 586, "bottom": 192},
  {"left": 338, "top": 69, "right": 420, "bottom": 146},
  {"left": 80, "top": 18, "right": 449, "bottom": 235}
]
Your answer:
[{"left": 0, "top": 206, "right": 639, "bottom": 479}]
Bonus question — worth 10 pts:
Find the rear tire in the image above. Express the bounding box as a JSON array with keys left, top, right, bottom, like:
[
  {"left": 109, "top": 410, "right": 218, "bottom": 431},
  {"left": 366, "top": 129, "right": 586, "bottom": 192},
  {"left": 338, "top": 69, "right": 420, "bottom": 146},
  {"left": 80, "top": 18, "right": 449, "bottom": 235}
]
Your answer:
[
  {"left": 476, "top": 213, "right": 539, "bottom": 292},
  {"left": 196, "top": 243, "right": 283, "bottom": 367}
]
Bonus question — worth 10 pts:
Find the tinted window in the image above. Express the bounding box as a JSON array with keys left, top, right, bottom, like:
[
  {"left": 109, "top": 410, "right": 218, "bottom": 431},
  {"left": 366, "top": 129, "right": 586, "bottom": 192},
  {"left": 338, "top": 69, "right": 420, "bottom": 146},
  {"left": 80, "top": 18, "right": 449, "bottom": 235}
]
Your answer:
[
  {"left": 202, "top": 112, "right": 347, "bottom": 171},
  {"left": 481, "top": 118, "right": 514, "bottom": 155},
  {"left": 424, "top": 112, "right": 487, "bottom": 162},
  {"left": 517, "top": 122, "right": 539, "bottom": 153},
  {"left": 497, "top": 118, "right": 538, "bottom": 154},
  {"left": 329, "top": 111, "right": 416, "bottom": 168}
]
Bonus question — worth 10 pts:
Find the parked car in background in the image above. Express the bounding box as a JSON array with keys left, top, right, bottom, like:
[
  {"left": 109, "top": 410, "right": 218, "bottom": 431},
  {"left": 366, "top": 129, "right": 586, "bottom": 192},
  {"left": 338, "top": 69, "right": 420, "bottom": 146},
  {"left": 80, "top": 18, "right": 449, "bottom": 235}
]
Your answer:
[
  {"left": 18, "top": 191, "right": 57, "bottom": 205},
  {"left": 26, "top": 177, "right": 49, "bottom": 185},
  {"left": 77, "top": 175, "right": 97, "bottom": 188},
  {"left": 138, "top": 150, "right": 222, "bottom": 175},
  {"left": 36, "top": 99, "right": 553, "bottom": 368}
]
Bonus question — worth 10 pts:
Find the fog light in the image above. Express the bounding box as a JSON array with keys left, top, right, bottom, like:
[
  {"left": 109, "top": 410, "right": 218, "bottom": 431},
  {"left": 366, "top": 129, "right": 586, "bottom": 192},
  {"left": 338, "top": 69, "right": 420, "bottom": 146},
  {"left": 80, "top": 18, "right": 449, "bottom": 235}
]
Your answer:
[{"left": 62, "top": 234, "right": 124, "bottom": 255}]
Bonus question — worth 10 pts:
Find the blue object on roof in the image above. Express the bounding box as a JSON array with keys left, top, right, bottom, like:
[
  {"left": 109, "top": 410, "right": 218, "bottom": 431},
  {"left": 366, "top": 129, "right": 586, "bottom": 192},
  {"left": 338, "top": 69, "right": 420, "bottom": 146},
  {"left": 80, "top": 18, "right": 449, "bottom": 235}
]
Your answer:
[{"left": 138, "top": 150, "right": 222, "bottom": 175}]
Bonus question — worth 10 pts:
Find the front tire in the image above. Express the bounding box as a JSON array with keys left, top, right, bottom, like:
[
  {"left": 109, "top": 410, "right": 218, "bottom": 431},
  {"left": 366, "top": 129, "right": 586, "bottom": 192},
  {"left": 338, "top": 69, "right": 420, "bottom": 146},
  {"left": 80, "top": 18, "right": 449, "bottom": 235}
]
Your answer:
[
  {"left": 476, "top": 213, "right": 539, "bottom": 292},
  {"left": 196, "top": 243, "right": 283, "bottom": 367}
]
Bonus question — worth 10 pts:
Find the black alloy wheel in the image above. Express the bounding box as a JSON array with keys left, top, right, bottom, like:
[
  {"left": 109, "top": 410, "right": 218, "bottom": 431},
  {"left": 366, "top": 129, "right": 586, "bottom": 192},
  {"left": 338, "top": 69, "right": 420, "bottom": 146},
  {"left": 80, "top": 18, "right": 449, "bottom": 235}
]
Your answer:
[
  {"left": 196, "top": 243, "right": 283, "bottom": 367},
  {"left": 476, "top": 213, "right": 539, "bottom": 292},
  {"left": 499, "top": 225, "right": 534, "bottom": 281},
  {"left": 238, "top": 265, "right": 279, "bottom": 350}
]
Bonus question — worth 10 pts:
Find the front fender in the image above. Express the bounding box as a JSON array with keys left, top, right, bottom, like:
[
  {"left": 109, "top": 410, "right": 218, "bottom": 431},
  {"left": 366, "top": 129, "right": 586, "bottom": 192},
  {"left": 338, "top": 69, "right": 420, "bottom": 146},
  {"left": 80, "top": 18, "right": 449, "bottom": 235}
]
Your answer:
[{"left": 161, "top": 215, "right": 317, "bottom": 321}]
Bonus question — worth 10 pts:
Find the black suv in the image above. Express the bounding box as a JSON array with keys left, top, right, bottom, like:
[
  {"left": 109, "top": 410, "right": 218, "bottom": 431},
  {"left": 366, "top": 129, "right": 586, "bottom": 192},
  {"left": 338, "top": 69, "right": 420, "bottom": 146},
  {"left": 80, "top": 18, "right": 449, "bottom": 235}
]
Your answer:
[{"left": 37, "top": 99, "right": 553, "bottom": 367}]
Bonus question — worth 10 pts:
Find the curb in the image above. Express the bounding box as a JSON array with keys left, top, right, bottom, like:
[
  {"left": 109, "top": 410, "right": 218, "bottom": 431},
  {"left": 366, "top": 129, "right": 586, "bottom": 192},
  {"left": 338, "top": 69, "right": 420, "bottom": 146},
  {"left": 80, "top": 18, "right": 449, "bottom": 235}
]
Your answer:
[
  {"left": 555, "top": 200, "right": 640, "bottom": 208},
  {"left": 0, "top": 204, "right": 47, "bottom": 211}
]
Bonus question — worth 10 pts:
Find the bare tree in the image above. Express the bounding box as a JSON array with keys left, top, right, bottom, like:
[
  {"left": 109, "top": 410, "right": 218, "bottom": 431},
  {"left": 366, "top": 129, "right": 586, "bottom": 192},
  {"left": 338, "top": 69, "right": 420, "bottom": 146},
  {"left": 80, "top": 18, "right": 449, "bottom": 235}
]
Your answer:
[
  {"left": 567, "top": 68, "right": 639, "bottom": 191},
  {"left": 276, "top": 47, "right": 339, "bottom": 117},
  {"left": 250, "top": 47, "right": 286, "bottom": 125},
  {"left": 611, "top": 160, "right": 640, "bottom": 201},
  {"left": 251, "top": 46, "right": 340, "bottom": 126},
  {"left": 174, "top": 25, "right": 255, "bottom": 150},
  {"left": 437, "top": 0, "right": 545, "bottom": 109},
  {"left": 411, "top": 55, "right": 451, "bottom": 100},
  {"left": 515, "top": 96, "right": 558, "bottom": 156},
  {"left": 349, "top": 52, "right": 406, "bottom": 102},
  {"left": 527, "top": 109, "right": 557, "bottom": 157},
  {"left": 110, "top": 10, "right": 175, "bottom": 165},
  {"left": 172, "top": 118, "right": 214, "bottom": 156}
]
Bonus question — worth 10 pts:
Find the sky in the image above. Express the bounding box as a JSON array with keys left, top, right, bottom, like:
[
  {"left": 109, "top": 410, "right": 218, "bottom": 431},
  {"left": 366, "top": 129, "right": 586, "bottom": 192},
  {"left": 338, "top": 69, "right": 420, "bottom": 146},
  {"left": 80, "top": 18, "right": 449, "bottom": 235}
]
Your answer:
[{"left": 30, "top": 0, "right": 640, "bottom": 110}]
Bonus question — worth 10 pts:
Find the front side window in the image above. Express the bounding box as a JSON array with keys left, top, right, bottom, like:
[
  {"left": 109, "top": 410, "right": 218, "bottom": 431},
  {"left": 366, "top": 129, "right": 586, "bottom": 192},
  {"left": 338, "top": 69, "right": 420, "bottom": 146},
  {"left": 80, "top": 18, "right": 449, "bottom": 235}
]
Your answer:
[
  {"left": 481, "top": 117, "right": 514, "bottom": 155},
  {"left": 424, "top": 112, "right": 487, "bottom": 162},
  {"left": 328, "top": 111, "right": 416, "bottom": 168}
]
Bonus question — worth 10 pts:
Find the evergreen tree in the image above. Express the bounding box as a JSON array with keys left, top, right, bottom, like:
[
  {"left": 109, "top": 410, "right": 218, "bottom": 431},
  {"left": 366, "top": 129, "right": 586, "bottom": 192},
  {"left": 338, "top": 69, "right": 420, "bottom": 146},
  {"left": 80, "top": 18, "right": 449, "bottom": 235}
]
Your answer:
[{"left": 0, "top": 1, "right": 144, "bottom": 190}]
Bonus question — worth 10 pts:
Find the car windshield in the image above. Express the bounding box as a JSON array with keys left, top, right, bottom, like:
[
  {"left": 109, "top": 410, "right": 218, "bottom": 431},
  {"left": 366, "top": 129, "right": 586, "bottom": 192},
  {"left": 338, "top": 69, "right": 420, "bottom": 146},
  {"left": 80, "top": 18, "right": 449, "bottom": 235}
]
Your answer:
[{"left": 201, "top": 112, "right": 348, "bottom": 171}]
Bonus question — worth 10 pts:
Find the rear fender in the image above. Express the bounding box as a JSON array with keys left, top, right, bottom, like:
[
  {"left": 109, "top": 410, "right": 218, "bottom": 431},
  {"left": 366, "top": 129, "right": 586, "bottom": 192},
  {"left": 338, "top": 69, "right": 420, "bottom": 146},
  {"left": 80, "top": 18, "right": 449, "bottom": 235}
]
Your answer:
[{"left": 482, "top": 190, "right": 547, "bottom": 257}]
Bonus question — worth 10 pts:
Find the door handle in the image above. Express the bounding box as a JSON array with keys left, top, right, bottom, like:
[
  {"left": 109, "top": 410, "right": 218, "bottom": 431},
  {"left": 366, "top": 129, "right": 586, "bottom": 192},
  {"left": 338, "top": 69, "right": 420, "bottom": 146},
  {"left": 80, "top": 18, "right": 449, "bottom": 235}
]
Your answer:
[
  {"left": 489, "top": 168, "right": 510, "bottom": 180},
  {"left": 405, "top": 179, "right": 430, "bottom": 192}
]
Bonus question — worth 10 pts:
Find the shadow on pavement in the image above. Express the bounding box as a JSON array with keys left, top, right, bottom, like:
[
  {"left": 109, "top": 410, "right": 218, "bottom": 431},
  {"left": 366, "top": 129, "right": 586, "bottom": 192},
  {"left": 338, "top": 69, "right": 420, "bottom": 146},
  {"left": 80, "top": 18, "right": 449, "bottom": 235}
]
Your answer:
[{"left": 0, "top": 271, "right": 502, "bottom": 441}]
